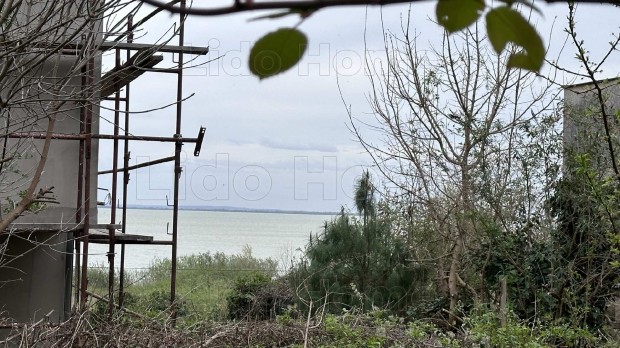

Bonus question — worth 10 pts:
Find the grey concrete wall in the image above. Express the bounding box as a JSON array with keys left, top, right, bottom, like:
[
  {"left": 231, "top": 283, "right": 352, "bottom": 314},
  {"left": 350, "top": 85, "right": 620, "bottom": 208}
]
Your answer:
[
  {"left": 0, "top": 232, "right": 72, "bottom": 322},
  {"left": 0, "top": 1, "right": 102, "bottom": 324},
  {"left": 0, "top": 0, "right": 101, "bottom": 225},
  {"left": 0, "top": 56, "right": 100, "bottom": 226},
  {"left": 563, "top": 79, "right": 620, "bottom": 175},
  {"left": 0, "top": 63, "right": 100, "bottom": 324}
]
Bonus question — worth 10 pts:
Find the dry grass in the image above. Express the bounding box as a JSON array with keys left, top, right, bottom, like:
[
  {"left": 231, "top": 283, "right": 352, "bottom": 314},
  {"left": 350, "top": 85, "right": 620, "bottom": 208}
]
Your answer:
[{"left": 0, "top": 310, "right": 428, "bottom": 348}]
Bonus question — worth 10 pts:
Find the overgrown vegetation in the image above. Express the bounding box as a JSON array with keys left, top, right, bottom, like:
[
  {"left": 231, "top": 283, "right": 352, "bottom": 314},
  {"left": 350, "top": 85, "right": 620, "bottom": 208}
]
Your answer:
[
  {"left": 4, "top": 306, "right": 620, "bottom": 347},
  {"left": 88, "top": 246, "right": 278, "bottom": 324},
  {"left": 3, "top": 2, "right": 620, "bottom": 347},
  {"left": 79, "top": 160, "right": 620, "bottom": 346},
  {"left": 291, "top": 171, "right": 431, "bottom": 315}
]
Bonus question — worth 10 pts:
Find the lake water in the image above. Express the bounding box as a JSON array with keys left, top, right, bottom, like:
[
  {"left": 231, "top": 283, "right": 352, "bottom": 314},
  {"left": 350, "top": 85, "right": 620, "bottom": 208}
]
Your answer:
[{"left": 90, "top": 208, "right": 333, "bottom": 270}]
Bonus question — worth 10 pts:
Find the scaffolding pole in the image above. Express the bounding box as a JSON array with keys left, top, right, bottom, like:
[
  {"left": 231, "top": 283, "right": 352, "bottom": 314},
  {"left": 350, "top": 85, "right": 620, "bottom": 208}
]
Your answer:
[
  {"left": 74, "top": 61, "right": 87, "bottom": 310},
  {"left": 69, "top": 4, "right": 206, "bottom": 322},
  {"left": 119, "top": 15, "right": 133, "bottom": 308},
  {"left": 79, "top": 49, "right": 95, "bottom": 311},
  {"left": 170, "top": 0, "right": 186, "bottom": 324},
  {"left": 106, "top": 47, "right": 122, "bottom": 318}
]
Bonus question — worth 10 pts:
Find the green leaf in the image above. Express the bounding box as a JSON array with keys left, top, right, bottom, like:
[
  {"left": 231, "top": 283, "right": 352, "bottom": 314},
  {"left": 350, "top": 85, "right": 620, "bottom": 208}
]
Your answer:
[
  {"left": 249, "top": 28, "right": 308, "bottom": 79},
  {"left": 436, "top": 0, "right": 485, "bottom": 33},
  {"left": 486, "top": 6, "right": 545, "bottom": 72}
]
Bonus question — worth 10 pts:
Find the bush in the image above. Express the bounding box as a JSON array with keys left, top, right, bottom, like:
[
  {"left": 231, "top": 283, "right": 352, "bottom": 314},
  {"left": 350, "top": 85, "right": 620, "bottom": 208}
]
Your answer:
[
  {"left": 227, "top": 272, "right": 293, "bottom": 320},
  {"left": 464, "top": 308, "right": 599, "bottom": 348},
  {"left": 140, "top": 290, "right": 189, "bottom": 318},
  {"left": 291, "top": 174, "right": 429, "bottom": 316},
  {"left": 292, "top": 210, "right": 429, "bottom": 315}
]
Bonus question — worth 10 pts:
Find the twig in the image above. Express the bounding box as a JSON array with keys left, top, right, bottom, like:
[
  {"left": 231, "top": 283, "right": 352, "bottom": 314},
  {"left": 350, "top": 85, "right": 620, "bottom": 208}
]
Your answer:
[
  {"left": 85, "top": 290, "right": 155, "bottom": 322},
  {"left": 303, "top": 300, "right": 312, "bottom": 348},
  {"left": 139, "top": 0, "right": 620, "bottom": 16}
]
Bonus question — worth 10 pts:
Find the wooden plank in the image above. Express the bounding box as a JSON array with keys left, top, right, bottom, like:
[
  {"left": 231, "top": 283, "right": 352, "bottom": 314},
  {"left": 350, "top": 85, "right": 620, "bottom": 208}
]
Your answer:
[
  {"left": 4, "top": 223, "right": 82, "bottom": 233},
  {"left": 88, "top": 229, "right": 154, "bottom": 244},
  {"left": 90, "top": 224, "right": 122, "bottom": 229},
  {"left": 99, "top": 49, "right": 164, "bottom": 97},
  {"left": 99, "top": 41, "right": 209, "bottom": 55}
]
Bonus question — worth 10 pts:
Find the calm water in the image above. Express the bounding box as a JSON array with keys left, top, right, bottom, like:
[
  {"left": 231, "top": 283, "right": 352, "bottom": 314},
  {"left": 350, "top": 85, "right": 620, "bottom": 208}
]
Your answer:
[{"left": 90, "top": 208, "right": 332, "bottom": 270}]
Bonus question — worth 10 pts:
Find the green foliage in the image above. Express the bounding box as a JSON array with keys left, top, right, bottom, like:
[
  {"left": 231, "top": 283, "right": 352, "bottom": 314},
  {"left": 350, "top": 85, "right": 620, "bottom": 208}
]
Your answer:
[
  {"left": 227, "top": 272, "right": 292, "bottom": 320},
  {"left": 292, "top": 174, "right": 429, "bottom": 315},
  {"left": 248, "top": 0, "right": 547, "bottom": 79},
  {"left": 301, "top": 210, "right": 423, "bottom": 313},
  {"left": 539, "top": 323, "right": 598, "bottom": 348},
  {"left": 436, "top": 0, "right": 484, "bottom": 33},
  {"left": 469, "top": 152, "right": 620, "bottom": 330},
  {"left": 464, "top": 309, "right": 599, "bottom": 347},
  {"left": 485, "top": 6, "right": 544, "bottom": 71},
  {"left": 435, "top": 0, "right": 545, "bottom": 71},
  {"left": 88, "top": 249, "right": 279, "bottom": 324},
  {"left": 141, "top": 289, "right": 188, "bottom": 317},
  {"left": 549, "top": 156, "right": 620, "bottom": 328},
  {"left": 320, "top": 312, "right": 419, "bottom": 348},
  {"left": 354, "top": 170, "right": 375, "bottom": 218},
  {"left": 249, "top": 28, "right": 307, "bottom": 79},
  {"left": 470, "top": 221, "right": 557, "bottom": 323},
  {"left": 3, "top": 189, "right": 47, "bottom": 214},
  {"left": 322, "top": 314, "right": 383, "bottom": 348},
  {"left": 466, "top": 310, "right": 547, "bottom": 348},
  {"left": 407, "top": 320, "right": 438, "bottom": 340}
]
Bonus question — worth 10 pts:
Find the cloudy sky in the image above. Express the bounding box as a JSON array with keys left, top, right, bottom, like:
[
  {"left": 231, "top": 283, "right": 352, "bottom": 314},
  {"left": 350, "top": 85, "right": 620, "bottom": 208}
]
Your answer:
[{"left": 96, "top": 1, "right": 619, "bottom": 212}]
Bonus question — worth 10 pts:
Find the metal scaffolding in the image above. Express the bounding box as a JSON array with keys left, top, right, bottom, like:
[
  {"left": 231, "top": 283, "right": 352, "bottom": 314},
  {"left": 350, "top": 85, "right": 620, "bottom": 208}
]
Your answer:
[
  {"left": 90, "top": 1, "right": 207, "bottom": 321},
  {"left": 5, "top": 1, "right": 209, "bottom": 322}
]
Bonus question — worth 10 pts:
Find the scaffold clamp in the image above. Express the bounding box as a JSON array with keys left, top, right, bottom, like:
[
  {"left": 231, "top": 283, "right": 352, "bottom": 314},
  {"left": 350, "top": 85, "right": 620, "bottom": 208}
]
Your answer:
[{"left": 194, "top": 126, "right": 206, "bottom": 156}]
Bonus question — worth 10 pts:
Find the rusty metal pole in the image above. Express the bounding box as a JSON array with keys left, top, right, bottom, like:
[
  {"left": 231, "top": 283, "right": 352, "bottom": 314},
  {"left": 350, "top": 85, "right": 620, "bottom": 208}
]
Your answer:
[
  {"left": 80, "top": 52, "right": 95, "bottom": 311},
  {"left": 7, "top": 132, "right": 200, "bottom": 143},
  {"left": 170, "top": 0, "right": 186, "bottom": 324},
  {"left": 74, "top": 62, "right": 86, "bottom": 310},
  {"left": 107, "top": 47, "right": 121, "bottom": 318},
  {"left": 99, "top": 156, "right": 175, "bottom": 175},
  {"left": 119, "top": 15, "right": 133, "bottom": 308}
]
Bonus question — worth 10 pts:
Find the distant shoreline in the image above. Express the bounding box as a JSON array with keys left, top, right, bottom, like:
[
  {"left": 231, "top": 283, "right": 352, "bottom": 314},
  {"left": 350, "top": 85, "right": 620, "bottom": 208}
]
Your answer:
[{"left": 98, "top": 205, "right": 339, "bottom": 216}]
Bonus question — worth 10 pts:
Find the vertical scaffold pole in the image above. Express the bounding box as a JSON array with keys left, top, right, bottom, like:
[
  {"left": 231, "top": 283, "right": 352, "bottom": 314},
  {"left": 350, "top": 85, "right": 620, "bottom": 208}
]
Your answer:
[
  {"left": 170, "top": 0, "right": 186, "bottom": 324},
  {"left": 119, "top": 14, "right": 133, "bottom": 309}
]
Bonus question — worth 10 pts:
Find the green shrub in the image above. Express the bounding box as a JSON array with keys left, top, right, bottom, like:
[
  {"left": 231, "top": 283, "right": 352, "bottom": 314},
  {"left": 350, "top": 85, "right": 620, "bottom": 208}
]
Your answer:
[
  {"left": 87, "top": 249, "right": 279, "bottom": 324},
  {"left": 227, "top": 272, "right": 292, "bottom": 320},
  {"left": 464, "top": 308, "right": 600, "bottom": 348},
  {"left": 292, "top": 174, "right": 429, "bottom": 315},
  {"left": 139, "top": 289, "right": 188, "bottom": 318}
]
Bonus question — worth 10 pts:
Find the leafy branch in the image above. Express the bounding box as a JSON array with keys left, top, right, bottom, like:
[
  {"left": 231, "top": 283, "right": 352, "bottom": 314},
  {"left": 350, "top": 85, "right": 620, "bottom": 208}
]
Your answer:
[{"left": 140, "top": 0, "right": 620, "bottom": 78}]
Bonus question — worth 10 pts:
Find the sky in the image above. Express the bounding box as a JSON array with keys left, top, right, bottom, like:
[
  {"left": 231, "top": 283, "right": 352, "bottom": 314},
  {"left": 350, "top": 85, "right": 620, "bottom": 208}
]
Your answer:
[{"left": 96, "top": 1, "right": 620, "bottom": 212}]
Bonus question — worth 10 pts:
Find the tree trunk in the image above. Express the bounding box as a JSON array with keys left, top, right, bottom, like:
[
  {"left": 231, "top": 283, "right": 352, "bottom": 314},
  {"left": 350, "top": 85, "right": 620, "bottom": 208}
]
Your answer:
[
  {"left": 0, "top": 110, "right": 57, "bottom": 231},
  {"left": 448, "top": 236, "right": 463, "bottom": 323}
]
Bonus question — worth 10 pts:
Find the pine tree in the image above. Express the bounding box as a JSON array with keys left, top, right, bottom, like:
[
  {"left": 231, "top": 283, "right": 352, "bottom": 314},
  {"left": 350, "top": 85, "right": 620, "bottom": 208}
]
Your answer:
[{"left": 294, "top": 173, "right": 429, "bottom": 314}]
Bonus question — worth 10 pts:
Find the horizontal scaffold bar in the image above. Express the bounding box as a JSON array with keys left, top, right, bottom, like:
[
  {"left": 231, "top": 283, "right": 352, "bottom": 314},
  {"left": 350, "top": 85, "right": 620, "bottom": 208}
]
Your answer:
[
  {"left": 7, "top": 132, "right": 199, "bottom": 143},
  {"left": 98, "top": 156, "right": 175, "bottom": 175}
]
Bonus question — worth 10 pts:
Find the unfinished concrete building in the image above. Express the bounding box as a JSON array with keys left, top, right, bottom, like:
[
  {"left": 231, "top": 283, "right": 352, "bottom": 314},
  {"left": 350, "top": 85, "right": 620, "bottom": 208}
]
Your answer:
[
  {"left": 563, "top": 78, "right": 620, "bottom": 173},
  {"left": 563, "top": 78, "right": 620, "bottom": 328},
  {"left": 0, "top": 1, "right": 207, "bottom": 326}
]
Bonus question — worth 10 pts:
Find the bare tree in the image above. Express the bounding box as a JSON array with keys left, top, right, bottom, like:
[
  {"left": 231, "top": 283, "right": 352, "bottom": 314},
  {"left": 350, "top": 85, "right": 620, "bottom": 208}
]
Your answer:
[
  {"left": 0, "top": 1, "right": 140, "bottom": 229},
  {"left": 348, "top": 18, "right": 561, "bottom": 321}
]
